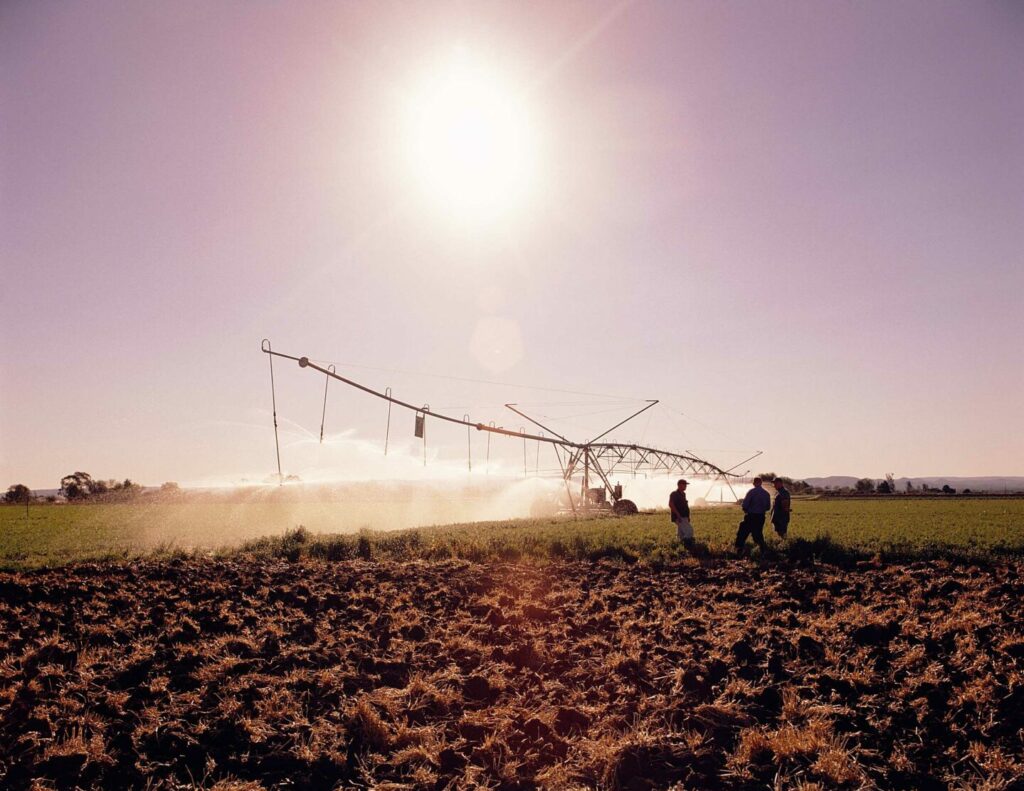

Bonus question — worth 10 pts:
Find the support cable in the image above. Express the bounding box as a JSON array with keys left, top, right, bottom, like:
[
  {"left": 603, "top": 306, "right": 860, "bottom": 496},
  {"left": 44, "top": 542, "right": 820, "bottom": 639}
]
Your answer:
[
  {"left": 261, "top": 339, "right": 284, "bottom": 485},
  {"left": 301, "top": 356, "right": 648, "bottom": 402},
  {"left": 287, "top": 353, "right": 564, "bottom": 445},
  {"left": 384, "top": 387, "right": 392, "bottom": 455},
  {"left": 319, "top": 364, "right": 336, "bottom": 444},
  {"left": 421, "top": 404, "right": 429, "bottom": 466}
]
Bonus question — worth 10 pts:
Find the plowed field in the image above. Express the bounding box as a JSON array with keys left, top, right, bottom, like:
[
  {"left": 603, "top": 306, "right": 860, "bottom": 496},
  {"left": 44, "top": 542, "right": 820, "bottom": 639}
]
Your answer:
[{"left": 2, "top": 557, "right": 1022, "bottom": 789}]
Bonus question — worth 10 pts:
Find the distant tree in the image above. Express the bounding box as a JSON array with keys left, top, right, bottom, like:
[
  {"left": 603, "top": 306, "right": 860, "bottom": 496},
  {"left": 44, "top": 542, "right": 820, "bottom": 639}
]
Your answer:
[
  {"left": 855, "top": 478, "right": 875, "bottom": 493},
  {"left": 905, "top": 480, "right": 915, "bottom": 492},
  {"left": 756, "top": 472, "right": 777, "bottom": 482},
  {"left": 60, "top": 471, "right": 95, "bottom": 500},
  {"left": 877, "top": 480, "right": 892, "bottom": 494},
  {"left": 115, "top": 479, "right": 143, "bottom": 499},
  {"left": 4, "top": 484, "right": 31, "bottom": 504},
  {"left": 762, "top": 474, "right": 815, "bottom": 495},
  {"left": 884, "top": 473, "right": 895, "bottom": 492},
  {"left": 160, "top": 481, "right": 180, "bottom": 493},
  {"left": 941, "top": 484, "right": 956, "bottom": 494},
  {"left": 963, "top": 488, "right": 972, "bottom": 494}
]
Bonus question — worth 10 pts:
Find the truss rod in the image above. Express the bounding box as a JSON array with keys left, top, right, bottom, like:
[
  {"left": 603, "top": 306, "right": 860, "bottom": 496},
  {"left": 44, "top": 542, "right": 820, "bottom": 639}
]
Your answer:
[
  {"left": 504, "top": 403, "right": 571, "bottom": 442},
  {"left": 586, "top": 442, "right": 734, "bottom": 478},
  {"left": 264, "top": 349, "right": 565, "bottom": 446},
  {"left": 589, "top": 400, "right": 659, "bottom": 443},
  {"left": 720, "top": 450, "right": 765, "bottom": 474}
]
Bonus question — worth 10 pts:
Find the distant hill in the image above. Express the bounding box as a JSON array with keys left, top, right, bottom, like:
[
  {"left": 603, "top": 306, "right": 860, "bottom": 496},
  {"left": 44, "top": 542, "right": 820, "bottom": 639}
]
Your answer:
[{"left": 803, "top": 476, "right": 1024, "bottom": 493}]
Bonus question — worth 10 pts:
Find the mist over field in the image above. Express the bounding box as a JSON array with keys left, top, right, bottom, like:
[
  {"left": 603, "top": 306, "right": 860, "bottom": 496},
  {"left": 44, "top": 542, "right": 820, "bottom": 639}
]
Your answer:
[
  {"left": 41, "top": 481, "right": 556, "bottom": 552},
  {"left": 117, "top": 475, "right": 736, "bottom": 551}
]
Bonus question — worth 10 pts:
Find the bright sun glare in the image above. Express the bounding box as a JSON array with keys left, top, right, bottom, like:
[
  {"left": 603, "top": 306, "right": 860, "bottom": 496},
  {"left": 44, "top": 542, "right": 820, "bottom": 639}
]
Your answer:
[{"left": 403, "top": 51, "right": 538, "bottom": 225}]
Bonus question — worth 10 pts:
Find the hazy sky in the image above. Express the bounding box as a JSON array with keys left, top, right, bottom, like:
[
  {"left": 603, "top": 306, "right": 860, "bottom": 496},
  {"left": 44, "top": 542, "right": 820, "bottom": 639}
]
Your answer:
[{"left": 2, "top": 0, "right": 1022, "bottom": 490}]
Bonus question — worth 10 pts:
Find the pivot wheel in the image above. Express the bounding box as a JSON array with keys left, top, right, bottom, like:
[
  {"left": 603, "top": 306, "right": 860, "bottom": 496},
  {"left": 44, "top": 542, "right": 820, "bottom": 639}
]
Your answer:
[{"left": 612, "top": 499, "right": 638, "bottom": 516}]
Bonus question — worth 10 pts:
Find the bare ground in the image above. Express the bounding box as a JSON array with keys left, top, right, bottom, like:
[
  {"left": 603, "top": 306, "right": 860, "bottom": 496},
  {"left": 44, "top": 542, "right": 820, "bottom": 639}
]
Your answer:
[{"left": 1, "top": 556, "right": 1022, "bottom": 789}]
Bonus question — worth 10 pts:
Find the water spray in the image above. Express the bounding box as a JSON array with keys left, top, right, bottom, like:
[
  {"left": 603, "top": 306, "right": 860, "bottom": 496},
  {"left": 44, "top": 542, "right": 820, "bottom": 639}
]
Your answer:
[{"left": 268, "top": 343, "right": 759, "bottom": 513}]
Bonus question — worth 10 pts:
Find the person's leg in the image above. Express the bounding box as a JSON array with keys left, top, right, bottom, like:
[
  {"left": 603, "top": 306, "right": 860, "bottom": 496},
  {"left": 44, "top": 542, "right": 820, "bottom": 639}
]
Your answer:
[
  {"left": 677, "top": 518, "right": 695, "bottom": 553},
  {"left": 735, "top": 517, "right": 751, "bottom": 553},
  {"left": 773, "top": 515, "right": 788, "bottom": 539},
  {"left": 751, "top": 514, "right": 767, "bottom": 550}
]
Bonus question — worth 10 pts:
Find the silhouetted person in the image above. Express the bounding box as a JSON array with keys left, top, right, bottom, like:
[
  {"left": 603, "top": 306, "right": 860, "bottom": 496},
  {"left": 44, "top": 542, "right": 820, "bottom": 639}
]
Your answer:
[
  {"left": 669, "top": 479, "right": 695, "bottom": 552},
  {"left": 736, "top": 477, "right": 770, "bottom": 554},
  {"left": 771, "top": 479, "right": 791, "bottom": 538}
]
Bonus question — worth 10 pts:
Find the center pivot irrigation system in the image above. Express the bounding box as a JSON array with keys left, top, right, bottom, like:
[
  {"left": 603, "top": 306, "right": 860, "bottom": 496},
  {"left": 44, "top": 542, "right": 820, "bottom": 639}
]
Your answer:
[{"left": 261, "top": 340, "right": 761, "bottom": 515}]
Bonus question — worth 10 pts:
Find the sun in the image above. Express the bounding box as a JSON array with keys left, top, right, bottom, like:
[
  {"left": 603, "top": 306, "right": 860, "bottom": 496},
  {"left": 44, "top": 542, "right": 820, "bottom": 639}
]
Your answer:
[{"left": 402, "top": 50, "right": 538, "bottom": 225}]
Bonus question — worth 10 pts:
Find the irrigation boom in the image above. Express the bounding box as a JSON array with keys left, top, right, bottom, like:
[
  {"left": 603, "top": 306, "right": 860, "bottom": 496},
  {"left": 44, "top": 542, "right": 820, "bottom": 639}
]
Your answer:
[{"left": 261, "top": 340, "right": 756, "bottom": 513}]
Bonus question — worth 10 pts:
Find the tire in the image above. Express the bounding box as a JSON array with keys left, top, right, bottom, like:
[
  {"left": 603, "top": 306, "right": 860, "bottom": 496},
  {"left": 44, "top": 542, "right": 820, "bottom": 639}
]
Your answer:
[{"left": 612, "top": 499, "right": 638, "bottom": 516}]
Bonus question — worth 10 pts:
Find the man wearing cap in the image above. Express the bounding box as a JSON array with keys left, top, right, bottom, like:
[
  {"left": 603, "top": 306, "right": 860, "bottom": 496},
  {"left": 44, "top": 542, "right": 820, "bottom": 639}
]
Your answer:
[
  {"left": 736, "top": 477, "right": 770, "bottom": 555},
  {"left": 669, "top": 479, "right": 695, "bottom": 552}
]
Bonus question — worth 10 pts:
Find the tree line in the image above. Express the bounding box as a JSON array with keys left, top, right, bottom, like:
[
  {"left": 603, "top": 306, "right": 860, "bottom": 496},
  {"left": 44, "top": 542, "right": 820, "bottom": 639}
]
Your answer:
[
  {"left": 755, "top": 474, "right": 966, "bottom": 496},
  {"left": 848, "top": 476, "right": 962, "bottom": 495},
  {"left": 4, "top": 474, "right": 181, "bottom": 504}
]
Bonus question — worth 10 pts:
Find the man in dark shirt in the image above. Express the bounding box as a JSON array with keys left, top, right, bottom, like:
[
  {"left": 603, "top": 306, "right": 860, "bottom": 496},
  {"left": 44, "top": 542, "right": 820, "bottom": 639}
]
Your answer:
[
  {"left": 736, "top": 477, "right": 770, "bottom": 555},
  {"left": 669, "top": 479, "right": 694, "bottom": 551},
  {"left": 771, "top": 479, "right": 792, "bottom": 539}
]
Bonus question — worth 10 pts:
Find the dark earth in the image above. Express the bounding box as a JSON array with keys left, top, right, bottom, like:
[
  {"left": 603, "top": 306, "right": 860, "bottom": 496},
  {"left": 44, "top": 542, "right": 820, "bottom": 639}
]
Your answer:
[{"left": 1, "top": 557, "right": 1022, "bottom": 789}]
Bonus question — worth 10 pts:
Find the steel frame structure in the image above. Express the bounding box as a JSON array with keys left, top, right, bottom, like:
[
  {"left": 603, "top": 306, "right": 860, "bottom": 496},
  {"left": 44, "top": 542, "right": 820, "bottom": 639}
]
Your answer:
[{"left": 261, "top": 341, "right": 757, "bottom": 511}]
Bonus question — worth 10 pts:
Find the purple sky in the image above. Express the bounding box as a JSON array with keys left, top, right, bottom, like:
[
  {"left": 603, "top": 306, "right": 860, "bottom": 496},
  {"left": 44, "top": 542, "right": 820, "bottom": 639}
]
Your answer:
[{"left": 2, "top": 0, "right": 1022, "bottom": 490}]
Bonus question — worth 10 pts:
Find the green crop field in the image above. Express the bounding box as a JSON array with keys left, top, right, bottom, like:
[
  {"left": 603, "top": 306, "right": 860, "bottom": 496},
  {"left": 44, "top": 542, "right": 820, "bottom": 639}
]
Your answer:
[{"left": 1, "top": 497, "right": 1022, "bottom": 569}]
